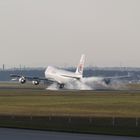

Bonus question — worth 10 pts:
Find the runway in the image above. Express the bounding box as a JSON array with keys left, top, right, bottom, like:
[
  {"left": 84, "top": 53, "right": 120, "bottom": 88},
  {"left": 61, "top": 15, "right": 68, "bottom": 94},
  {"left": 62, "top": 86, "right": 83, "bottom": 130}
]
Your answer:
[
  {"left": 0, "top": 82, "right": 140, "bottom": 92},
  {"left": 0, "top": 86, "right": 140, "bottom": 94},
  {"left": 0, "top": 128, "right": 139, "bottom": 140}
]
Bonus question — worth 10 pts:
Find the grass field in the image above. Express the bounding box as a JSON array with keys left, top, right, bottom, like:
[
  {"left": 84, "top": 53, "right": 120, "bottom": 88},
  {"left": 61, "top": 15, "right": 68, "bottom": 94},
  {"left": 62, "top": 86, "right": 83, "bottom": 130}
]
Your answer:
[
  {"left": 0, "top": 83, "right": 140, "bottom": 136},
  {"left": 0, "top": 83, "right": 139, "bottom": 117}
]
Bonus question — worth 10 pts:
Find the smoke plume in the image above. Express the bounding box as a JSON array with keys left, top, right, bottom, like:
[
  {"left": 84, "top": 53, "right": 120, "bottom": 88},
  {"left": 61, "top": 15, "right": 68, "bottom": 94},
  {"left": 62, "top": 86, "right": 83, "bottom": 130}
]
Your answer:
[{"left": 46, "top": 77, "right": 126, "bottom": 90}]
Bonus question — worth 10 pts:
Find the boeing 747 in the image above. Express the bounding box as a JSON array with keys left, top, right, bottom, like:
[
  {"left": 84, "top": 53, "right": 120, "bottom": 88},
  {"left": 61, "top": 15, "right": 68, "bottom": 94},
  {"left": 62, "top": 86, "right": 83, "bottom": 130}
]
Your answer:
[{"left": 10, "top": 54, "right": 130, "bottom": 89}]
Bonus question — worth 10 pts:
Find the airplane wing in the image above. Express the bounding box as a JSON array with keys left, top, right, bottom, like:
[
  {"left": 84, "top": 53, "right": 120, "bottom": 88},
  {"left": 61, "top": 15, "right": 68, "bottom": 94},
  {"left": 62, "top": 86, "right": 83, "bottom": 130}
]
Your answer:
[
  {"left": 10, "top": 74, "right": 46, "bottom": 81},
  {"left": 10, "top": 74, "right": 54, "bottom": 85},
  {"left": 105, "top": 74, "right": 131, "bottom": 80},
  {"left": 102, "top": 73, "right": 131, "bottom": 84}
]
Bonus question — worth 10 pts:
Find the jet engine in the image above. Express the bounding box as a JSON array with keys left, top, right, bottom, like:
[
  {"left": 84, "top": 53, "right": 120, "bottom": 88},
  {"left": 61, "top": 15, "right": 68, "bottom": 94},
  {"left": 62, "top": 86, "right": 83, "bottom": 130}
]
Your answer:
[
  {"left": 19, "top": 77, "right": 26, "bottom": 84},
  {"left": 32, "top": 80, "right": 40, "bottom": 85},
  {"left": 103, "top": 79, "right": 111, "bottom": 85}
]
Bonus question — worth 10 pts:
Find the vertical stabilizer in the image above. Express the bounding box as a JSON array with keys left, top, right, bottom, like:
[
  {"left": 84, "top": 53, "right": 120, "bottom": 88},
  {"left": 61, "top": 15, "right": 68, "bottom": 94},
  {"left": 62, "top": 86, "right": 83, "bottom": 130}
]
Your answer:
[{"left": 75, "top": 54, "right": 85, "bottom": 77}]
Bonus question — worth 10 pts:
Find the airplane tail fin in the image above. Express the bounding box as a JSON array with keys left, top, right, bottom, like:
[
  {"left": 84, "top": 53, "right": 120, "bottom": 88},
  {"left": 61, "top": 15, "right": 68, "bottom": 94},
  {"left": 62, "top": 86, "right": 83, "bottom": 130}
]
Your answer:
[{"left": 75, "top": 54, "right": 85, "bottom": 77}]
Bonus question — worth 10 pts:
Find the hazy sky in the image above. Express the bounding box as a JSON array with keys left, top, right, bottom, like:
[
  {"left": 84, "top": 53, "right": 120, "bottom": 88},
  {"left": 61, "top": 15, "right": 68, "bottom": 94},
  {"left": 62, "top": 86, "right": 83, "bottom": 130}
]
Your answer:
[{"left": 0, "top": 0, "right": 140, "bottom": 68}]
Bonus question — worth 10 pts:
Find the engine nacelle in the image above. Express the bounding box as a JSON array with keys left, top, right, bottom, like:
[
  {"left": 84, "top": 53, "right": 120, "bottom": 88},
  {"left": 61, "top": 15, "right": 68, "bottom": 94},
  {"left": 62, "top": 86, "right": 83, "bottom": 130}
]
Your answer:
[
  {"left": 19, "top": 77, "right": 26, "bottom": 84},
  {"left": 32, "top": 80, "right": 40, "bottom": 85},
  {"left": 103, "top": 79, "right": 111, "bottom": 85}
]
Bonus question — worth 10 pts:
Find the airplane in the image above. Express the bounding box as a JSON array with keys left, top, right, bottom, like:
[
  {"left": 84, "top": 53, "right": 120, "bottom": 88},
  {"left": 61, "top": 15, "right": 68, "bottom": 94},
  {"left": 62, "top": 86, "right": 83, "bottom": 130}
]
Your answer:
[
  {"left": 10, "top": 54, "right": 85, "bottom": 89},
  {"left": 10, "top": 54, "right": 131, "bottom": 89}
]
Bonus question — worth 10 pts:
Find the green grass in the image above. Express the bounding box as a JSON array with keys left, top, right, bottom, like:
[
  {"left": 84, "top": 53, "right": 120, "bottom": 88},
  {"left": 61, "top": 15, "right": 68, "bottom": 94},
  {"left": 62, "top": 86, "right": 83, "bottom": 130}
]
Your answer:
[
  {"left": 0, "top": 83, "right": 140, "bottom": 136},
  {"left": 0, "top": 88, "right": 139, "bottom": 117}
]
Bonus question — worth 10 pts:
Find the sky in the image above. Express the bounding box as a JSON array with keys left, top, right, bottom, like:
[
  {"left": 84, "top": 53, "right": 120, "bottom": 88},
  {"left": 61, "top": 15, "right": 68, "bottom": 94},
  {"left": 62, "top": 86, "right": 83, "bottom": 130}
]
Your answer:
[{"left": 0, "top": 0, "right": 140, "bottom": 68}]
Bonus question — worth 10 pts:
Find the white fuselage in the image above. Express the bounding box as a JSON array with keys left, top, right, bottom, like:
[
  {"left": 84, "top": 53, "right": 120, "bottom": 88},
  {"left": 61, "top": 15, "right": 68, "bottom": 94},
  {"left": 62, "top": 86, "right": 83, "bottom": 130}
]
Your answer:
[{"left": 45, "top": 66, "right": 82, "bottom": 84}]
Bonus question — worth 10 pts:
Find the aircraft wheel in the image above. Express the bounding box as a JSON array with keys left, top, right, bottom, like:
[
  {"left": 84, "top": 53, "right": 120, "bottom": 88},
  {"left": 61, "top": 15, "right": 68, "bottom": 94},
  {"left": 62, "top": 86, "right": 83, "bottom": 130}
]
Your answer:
[{"left": 59, "top": 84, "right": 64, "bottom": 89}]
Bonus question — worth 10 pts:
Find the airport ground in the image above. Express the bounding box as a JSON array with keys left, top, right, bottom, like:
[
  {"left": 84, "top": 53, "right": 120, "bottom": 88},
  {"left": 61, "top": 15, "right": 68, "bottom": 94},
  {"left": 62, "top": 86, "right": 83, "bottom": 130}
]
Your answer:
[
  {"left": 0, "top": 128, "right": 139, "bottom": 140},
  {"left": 0, "top": 82, "right": 139, "bottom": 136},
  {"left": 0, "top": 82, "right": 140, "bottom": 117}
]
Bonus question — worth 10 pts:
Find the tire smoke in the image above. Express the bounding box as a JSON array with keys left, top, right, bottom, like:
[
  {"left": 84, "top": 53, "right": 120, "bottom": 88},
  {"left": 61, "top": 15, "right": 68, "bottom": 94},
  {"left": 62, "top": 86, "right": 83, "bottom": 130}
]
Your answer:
[{"left": 46, "top": 77, "right": 126, "bottom": 90}]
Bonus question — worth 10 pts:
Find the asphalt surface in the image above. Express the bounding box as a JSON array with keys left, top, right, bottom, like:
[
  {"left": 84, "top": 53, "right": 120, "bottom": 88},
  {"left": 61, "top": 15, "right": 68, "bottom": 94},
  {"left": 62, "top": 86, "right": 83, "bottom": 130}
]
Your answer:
[
  {"left": 0, "top": 128, "right": 139, "bottom": 140},
  {"left": 0, "top": 82, "right": 140, "bottom": 92},
  {"left": 0, "top": 86, "right": 140, "bottom": 94}
]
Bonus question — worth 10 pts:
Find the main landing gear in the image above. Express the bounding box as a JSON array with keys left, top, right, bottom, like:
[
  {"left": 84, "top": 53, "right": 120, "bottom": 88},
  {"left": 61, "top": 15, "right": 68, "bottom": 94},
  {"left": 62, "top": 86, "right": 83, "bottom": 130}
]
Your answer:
[{"left": 59, "top": 84, "right": 64, "bottom": 89}]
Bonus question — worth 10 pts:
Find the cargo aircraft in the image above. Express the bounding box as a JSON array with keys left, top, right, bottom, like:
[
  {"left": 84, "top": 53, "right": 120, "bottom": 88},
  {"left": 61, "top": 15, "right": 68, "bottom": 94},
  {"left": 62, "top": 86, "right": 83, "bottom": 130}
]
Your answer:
[{"left": 10, "top": 54, "right": 130, "bottom": 89}]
